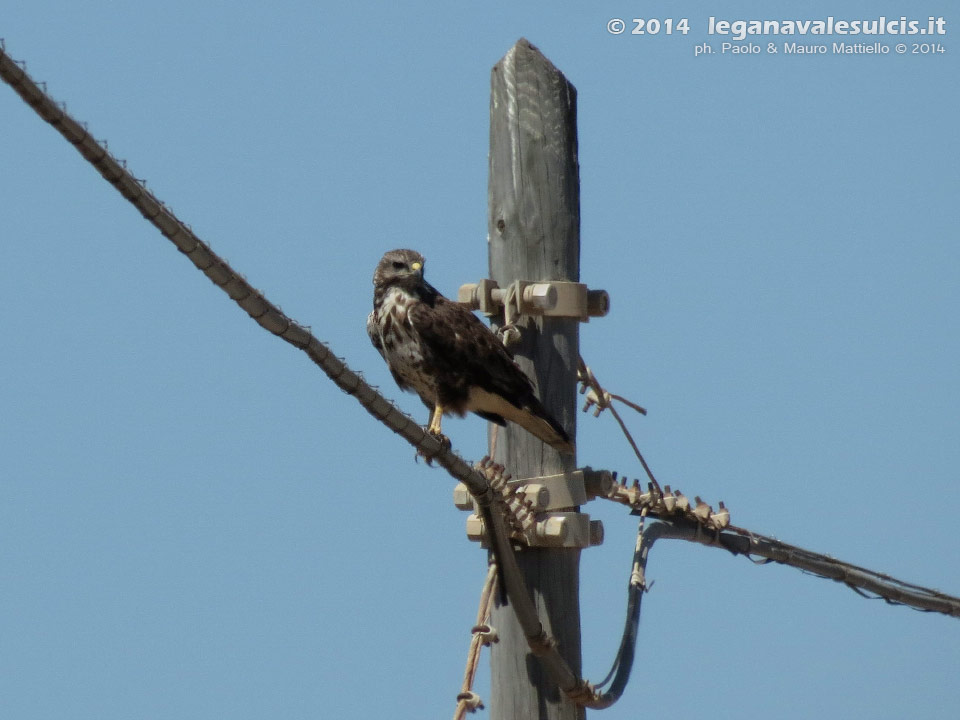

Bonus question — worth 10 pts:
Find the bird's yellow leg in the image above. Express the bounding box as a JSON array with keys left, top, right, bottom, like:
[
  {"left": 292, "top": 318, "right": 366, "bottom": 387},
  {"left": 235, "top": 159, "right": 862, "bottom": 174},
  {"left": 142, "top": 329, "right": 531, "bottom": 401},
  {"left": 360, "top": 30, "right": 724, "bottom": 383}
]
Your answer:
[
  {"left": 417, "top": 404, "right": 450, "bottom": 465},
  {"left": 428, "top": 404, "right": 444, "bottom": 435}
]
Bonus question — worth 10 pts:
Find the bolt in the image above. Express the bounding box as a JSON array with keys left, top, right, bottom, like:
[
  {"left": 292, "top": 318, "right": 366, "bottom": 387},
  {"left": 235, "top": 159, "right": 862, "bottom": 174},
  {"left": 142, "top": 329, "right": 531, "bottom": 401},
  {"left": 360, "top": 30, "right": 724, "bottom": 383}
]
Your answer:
[
  {"left": 452, "top": 483, "right": 474, "bottom": 510},
  {"left": 524, "top": 282, "right": 558, "bottom": 311},
  {"left": 537, "top": 516, "right": 568, "bottom": 544},
  {"left": 590, "top": 520, "right": 605, "bottom": 546},
  {"left": 587, "top": 289, "right": 610, "bottom": 317},
  {"left": 523, "top": 483, "right": 550, "bottom": 510}
]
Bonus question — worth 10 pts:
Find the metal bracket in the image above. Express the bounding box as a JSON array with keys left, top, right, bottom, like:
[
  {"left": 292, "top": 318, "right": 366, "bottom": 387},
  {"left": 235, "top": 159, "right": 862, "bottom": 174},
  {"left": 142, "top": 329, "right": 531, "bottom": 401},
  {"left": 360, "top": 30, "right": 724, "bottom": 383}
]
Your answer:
[
  {"left": 458, "top": 279, "right": 610, "bottom": 322},
  {"left": 454, "top": 469, "right": 605, "bottom": 548},
  {"left": 464, "top": 511, "right": 602, "bottom": 548}
]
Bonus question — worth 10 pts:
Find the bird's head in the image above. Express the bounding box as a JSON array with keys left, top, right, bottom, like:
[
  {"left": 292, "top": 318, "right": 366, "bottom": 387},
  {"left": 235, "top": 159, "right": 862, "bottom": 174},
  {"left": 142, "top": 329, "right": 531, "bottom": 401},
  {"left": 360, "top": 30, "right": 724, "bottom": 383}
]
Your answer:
[{"left": 372, "top": 249, "right": 426, "bottom": 292}]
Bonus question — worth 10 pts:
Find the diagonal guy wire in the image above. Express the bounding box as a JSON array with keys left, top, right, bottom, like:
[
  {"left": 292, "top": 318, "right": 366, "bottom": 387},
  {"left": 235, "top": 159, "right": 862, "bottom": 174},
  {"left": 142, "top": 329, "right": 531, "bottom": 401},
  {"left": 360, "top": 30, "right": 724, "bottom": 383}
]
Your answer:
[{"left": 0, "top": 45, "right": 608, "bottom": 707}]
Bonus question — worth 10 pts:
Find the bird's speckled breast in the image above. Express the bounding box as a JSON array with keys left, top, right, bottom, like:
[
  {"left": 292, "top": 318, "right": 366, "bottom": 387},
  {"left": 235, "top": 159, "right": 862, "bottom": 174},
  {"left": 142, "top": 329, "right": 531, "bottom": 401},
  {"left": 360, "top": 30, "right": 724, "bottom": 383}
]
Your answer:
[{"left": 375, "top": 287, "right": 438, "bottom": 401}]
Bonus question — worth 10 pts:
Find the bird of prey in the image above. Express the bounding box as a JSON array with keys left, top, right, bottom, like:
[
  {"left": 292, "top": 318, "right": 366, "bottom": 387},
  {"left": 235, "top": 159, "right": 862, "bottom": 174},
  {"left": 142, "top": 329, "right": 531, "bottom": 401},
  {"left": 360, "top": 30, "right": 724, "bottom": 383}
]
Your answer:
[{"left": 367, "top": 249, "right": 574, "bottom": 454}]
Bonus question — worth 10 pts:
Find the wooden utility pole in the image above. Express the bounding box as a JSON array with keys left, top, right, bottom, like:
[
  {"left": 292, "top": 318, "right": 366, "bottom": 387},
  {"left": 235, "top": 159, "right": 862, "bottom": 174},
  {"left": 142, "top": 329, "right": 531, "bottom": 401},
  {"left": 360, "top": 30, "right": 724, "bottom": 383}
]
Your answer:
[{"left": 487, "top": 39, "right": 584, "bottom": 720}]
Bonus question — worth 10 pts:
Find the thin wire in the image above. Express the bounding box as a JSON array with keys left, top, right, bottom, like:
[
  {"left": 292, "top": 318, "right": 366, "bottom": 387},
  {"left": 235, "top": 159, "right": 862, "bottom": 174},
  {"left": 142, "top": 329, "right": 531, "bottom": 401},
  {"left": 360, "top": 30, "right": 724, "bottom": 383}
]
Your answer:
[
  {"left": 453, "top": 564, "right": 497, "bottom": 720},
  {"left": 607, "top": 401, "right": 660, "bottom": 491},
  {"left": 578, "top": 356, "right": 660, "bottom": 490}
]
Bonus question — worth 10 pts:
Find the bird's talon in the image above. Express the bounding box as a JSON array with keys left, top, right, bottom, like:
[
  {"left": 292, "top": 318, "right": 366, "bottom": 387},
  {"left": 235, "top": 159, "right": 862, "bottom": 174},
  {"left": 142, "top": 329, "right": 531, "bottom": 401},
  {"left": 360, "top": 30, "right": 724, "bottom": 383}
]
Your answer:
[
  {"left": 414, "top": 429, "right": 450, "bottom": 466},
  {"left": 428, "top": 430, "right": 452, "bottom": 450}
]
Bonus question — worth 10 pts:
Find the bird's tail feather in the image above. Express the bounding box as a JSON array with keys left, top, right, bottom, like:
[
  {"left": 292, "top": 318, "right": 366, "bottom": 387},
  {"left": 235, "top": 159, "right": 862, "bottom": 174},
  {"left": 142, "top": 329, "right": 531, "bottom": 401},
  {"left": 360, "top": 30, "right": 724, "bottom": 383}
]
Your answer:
[
  {"left": 468, "top": 387, "right": 574, "bottom": 454},
  {"left": 516, "top": 400, "right": 575, "bottom": 455}
]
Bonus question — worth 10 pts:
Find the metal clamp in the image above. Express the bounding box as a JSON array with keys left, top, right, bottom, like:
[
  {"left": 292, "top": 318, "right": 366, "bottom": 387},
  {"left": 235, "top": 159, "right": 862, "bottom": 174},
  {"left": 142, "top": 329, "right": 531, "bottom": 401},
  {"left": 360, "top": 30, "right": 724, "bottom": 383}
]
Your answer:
[
  {"left": 464, "top": 511, "right": 603, "bottom": 548},
  {"left": 458, "top": 279, "right": 610, "bottom": 322},
  {"left": 454, "top": 468, "right": 604, "bottom": 548}
]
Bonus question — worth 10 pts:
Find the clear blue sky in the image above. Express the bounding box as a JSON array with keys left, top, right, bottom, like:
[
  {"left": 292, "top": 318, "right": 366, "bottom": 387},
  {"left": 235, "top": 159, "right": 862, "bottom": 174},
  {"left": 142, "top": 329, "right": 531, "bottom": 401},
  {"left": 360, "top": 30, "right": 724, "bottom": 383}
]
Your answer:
[{"left": 2, "top": 2, "right": 958, "bottom": 718}]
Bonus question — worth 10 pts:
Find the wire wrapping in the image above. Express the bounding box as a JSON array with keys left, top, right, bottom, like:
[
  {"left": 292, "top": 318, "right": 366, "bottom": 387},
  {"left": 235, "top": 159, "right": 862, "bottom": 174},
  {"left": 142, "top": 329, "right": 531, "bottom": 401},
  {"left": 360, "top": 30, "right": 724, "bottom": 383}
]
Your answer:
[{"left": 453, "top": 564, "right": 498, "bottom": 720}]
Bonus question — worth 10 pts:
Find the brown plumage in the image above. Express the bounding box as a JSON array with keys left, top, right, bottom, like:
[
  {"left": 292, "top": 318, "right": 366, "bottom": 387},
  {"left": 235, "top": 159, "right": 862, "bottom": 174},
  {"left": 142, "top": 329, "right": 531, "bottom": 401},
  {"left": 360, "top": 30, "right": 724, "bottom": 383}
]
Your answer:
[{"left": 367, "top": 249, "right": 574, "bottom": 454}]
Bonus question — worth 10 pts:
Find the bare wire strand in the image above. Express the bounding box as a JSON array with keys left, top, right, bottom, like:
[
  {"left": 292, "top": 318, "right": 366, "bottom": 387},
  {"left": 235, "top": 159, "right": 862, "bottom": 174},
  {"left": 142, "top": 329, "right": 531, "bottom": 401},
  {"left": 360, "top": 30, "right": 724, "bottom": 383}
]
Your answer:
[{"left": 578, "top": 357, "right": 660, "bottom": 491}]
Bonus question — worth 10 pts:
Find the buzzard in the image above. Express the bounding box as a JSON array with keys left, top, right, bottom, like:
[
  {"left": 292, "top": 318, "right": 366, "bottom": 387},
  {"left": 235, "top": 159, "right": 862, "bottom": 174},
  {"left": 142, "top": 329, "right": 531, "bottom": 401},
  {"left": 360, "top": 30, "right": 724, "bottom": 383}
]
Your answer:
[{"left": 367, "top": 249, "right": 574, "bottom": 455}]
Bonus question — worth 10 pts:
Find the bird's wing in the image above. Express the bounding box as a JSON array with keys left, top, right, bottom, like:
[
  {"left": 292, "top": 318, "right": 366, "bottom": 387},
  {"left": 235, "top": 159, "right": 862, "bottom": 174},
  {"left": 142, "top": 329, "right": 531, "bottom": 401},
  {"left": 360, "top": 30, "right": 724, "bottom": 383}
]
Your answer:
[
  {"left": 407, "top": 296, "right": 533, "bottom": 399},
  {"left": 408, "top": 296, "right": 574, "bottom": 453},
  {"left": 366, "top": 310, "right": 384, "bottom": 357}
]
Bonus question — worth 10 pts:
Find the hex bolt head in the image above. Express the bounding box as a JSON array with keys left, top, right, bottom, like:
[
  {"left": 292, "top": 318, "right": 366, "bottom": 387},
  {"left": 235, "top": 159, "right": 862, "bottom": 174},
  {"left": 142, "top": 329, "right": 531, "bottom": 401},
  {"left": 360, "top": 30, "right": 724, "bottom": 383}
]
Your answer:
[
  {"left": 523, "top": 483, "right": 550, "bottom": 510},
  {"left": 538, "top": 516, "right": 568, "bottom": 543},
  {"left": 525, "top": 283, "right": 558, "bottom": 311}
]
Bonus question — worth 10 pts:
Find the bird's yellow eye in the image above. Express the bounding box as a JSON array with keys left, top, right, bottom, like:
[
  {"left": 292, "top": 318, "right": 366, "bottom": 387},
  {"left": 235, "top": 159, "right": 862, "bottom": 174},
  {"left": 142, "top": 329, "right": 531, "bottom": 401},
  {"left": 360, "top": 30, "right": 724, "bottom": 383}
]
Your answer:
[{"left": 411, "top": 261, "right": 422, "bottom": 271}]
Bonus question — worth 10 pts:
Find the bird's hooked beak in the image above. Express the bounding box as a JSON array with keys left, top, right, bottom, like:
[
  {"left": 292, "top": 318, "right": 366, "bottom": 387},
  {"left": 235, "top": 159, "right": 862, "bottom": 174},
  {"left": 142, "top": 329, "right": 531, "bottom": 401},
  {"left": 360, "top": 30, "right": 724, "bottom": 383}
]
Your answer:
[{"left": 410, "top": 260, "right": 423, "bottom": 277}]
